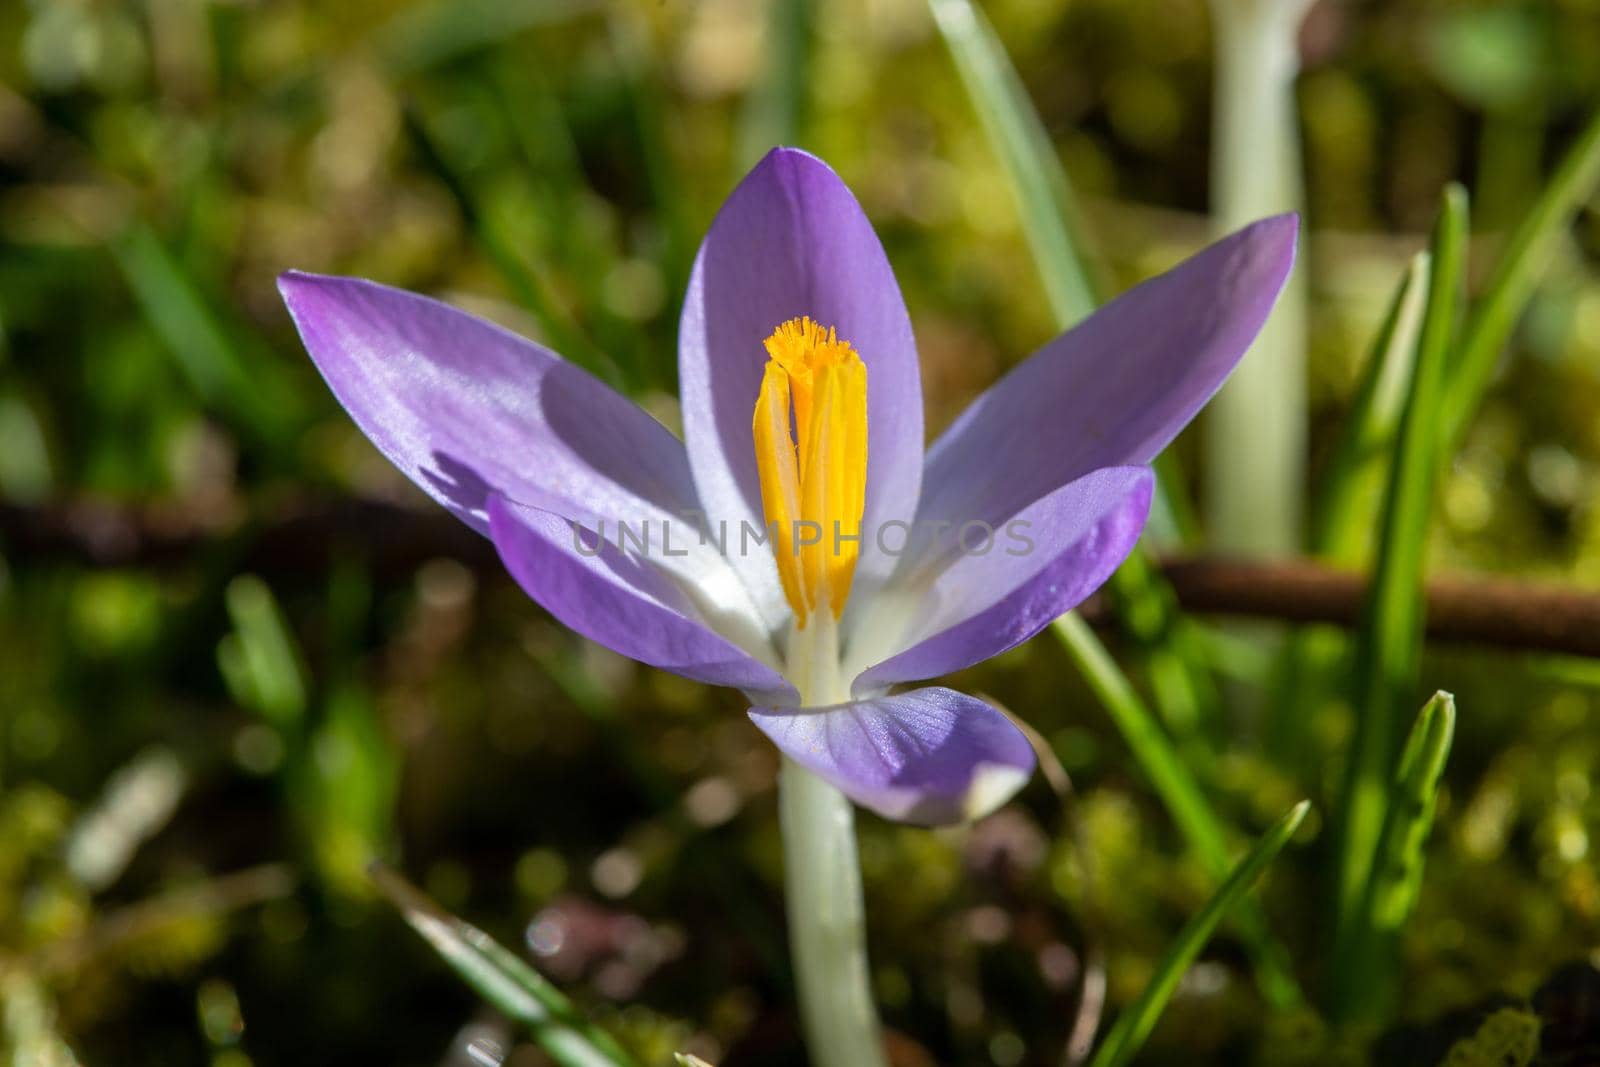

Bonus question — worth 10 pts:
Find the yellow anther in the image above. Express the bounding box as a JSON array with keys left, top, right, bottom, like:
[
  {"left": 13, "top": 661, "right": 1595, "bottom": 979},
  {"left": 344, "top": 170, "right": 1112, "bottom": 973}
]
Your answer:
[{"left": 751, "top": 317, "right": 868, "bottom": 628}]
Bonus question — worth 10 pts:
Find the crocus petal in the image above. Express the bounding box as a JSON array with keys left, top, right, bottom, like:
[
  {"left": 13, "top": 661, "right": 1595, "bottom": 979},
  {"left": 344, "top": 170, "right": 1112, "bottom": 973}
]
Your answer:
[
  {"left": 489, "top": 496, "right": 795, "bottom": 703},
  {"left": 851, "top": 467, "right": 1152, "bottom": 692},
  {"left": 916, "top": 215, "right": 1297, "bottom": 534},
  {"left": 680, "top": 147, "right": 924, "bottom": 625},
  {"left": 280, "top": 271, "right": 698, "bottom": 536},
  {"left": 748, "top": 687, "right": 1036, "bottom": 825},
  {"left": 279, "top": 272, "right": 776, "bottom": 644}
]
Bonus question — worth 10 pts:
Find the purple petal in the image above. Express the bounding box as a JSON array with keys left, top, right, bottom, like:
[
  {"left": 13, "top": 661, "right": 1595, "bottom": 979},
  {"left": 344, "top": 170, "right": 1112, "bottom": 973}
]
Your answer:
[
  {"left": 680, "top": 147, "right": 924, "bottom": 622},
  {"left": 489, "top": 496, "right": 795, "bottom": 702},
  {"left": 852, "top": 467, "right": 1152, "bottom": 692},
  {"left": 279, "top": 272, "right": 700, "bottom": 537},
  {"left": 749, "top": 687, "right": 1036, "bottom": 825},
  {"left": 917, "top": 215, "right": 1297, "bottom": 534}
]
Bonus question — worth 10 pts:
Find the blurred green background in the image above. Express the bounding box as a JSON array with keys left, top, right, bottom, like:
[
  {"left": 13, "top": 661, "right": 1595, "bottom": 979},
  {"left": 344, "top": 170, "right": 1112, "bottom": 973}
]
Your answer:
[{"left": 2, "top": 0, "right": 1600, "bottom": 1064}]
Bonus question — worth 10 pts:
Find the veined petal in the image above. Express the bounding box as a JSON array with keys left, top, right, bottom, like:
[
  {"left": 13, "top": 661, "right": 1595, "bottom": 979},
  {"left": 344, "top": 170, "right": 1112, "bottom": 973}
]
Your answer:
[
  {"left": 279, "top": 272, "right": 776, "bottom": 649},
  {"left": 280, "top": 271, "right": 687, "bottom": 532},
  {"left": 680, "top": 148, "right": 923, "bottom": 629},
  {"left": 850, "top": 467, "right": 1152, "bottom": 692},
  {"left": 749, "top": 688, "right": 1036, "bottom": 825},
  {"left": 489, "top": 496, "right": 795, "bottom": 703},
  {"left": 917, "top": 216, "right": 1297, "bottom": 536}
]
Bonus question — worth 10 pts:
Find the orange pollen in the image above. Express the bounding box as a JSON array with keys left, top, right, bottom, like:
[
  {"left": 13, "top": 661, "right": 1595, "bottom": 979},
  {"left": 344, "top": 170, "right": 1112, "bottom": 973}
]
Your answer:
[{"left": 750, "top": 317, "right": 868, "bottom": 628}]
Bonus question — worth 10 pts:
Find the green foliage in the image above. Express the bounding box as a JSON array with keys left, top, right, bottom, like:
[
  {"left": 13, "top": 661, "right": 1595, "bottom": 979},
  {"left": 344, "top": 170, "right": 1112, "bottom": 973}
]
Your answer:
[
  {"left": 1442, "top": 1007, "right": 1541, "bottom": 1067},
  {"left": 1312, "top": 252, "right": 1433, "bottom": 564},
  {"left": 1332, "top": 187, "right": 1469, "bottom": 1008},
  {"left": 219, "top": 575, "right": 308, "bottom": 730},
  {"left": 1370, "top": 692, "right": 1456, "bottom": 935},
  {"left": 1052, "top": 613, "right": 1302, "bottom": 1008},
  {"left": 1441, "top": 108, "right": 1600, "bottom": 453},
  {"left": 1087, "top": 800, "right": 1310, "bottom": 1067}
]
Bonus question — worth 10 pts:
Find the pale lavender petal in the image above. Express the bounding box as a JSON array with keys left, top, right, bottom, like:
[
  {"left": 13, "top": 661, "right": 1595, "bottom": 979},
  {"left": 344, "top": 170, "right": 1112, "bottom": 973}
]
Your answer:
[
  {"left": 851, "top": 467, "right": 1152, "bottom": 692},
  {"left": 489, "top": 496, "right": 795, "bottom": 703},
  {"left": 680, "top": 147, "right": 924, "bottom": 624},
  {"left": 280, "top": 271, "right": 776, "bottom": 644},
  {"left": 917, "top": 215, "right": 1298, "bottom": 534},
  {"left": 279, "top": 272, "right": 698, "bottom": 536},
  {"left": 748, "top": 688, "right": 1036, "bottom": 825}
]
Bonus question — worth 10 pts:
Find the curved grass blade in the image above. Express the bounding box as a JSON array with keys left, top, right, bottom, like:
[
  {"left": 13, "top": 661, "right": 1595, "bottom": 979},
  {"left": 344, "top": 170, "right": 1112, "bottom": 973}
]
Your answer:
[
  {"left": 1312, "top": 251, "right": 1433, "bottom": 563},
  {"left": 927, "top": 0, "right": 1100, "bottom": 326},
  {"left": 1266, "top": 252, "right": 1432, "bottom": 760},
  {"left": 371, "top": 863, "right": 638, "bottom": 1067},
  {"left": 1441, "top": 107, "right": 1600, "bottom": 452},
  {"left": 930, "top": 0, "right": 1226, "bottom": 772},
  {"left": 930, "top": 0, "right": 1212, "bottom": 552},
  {"left": 1086, "top": 800, "right": 1310, "bottom": 1067},
  {"left": 1330, "top": 187, "right": 1467, "bottom": 1012},
  {"left": 1051, "top": 614, "right": 1302, "bottom": 1008}
]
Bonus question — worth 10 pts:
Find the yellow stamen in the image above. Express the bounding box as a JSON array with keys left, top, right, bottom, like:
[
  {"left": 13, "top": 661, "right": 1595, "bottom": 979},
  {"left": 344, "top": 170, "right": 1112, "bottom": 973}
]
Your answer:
[{"left": 751, "top": 317, "right": 868, "bottom": 628}]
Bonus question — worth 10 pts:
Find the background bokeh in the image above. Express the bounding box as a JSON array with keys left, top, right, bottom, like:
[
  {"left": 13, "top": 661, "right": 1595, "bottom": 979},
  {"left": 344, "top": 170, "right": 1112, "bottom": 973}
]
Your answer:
[{"left": 3, "top": 0, "right": 1600, "bottom": 1064}]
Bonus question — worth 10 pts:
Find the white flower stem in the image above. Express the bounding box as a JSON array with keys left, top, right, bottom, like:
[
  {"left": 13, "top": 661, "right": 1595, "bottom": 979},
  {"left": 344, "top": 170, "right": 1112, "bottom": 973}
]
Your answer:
[
  {"left": 1204, "top": 0, "right": 1313, "bottom": 557},
  {"left": 779, "top": 762, "right": 887, "bottom": 1067},
  {"left": 778, "top": 612, "right": 889, "bottom": 1067}
]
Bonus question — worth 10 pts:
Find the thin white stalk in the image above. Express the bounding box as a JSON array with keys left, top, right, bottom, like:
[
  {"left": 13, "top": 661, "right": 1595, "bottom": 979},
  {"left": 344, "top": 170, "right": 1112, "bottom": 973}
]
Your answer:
[
  {"left": 778, "top": 612, "right": 889, "bottom": 1067},
  {"left": 780, "top": 761, "right": 887, "bottom": 1067},
  {"left": 1204, "top": 0, "right": 1313, "bottom": 557}
]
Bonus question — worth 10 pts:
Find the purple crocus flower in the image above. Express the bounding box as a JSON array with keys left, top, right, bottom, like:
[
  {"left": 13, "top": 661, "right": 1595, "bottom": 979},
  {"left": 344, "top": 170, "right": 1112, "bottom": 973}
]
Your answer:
[{"left": 279, "top": 148, "right": 1294, "bottom": 826}]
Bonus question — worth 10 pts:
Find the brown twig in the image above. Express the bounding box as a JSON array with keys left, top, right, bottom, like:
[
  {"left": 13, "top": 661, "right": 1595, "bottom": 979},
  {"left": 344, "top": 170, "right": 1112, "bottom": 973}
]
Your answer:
[
  {"left": 5, "top": 498, "right": 1600, "bottom": 657},
  {"left": 1156, "top": 556, "right": 1600, "bottom": 659}
]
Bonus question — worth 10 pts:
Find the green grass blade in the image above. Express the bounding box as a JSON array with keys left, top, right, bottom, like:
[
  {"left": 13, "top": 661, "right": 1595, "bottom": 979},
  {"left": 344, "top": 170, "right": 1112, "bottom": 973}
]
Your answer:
[
  {"left": 928, "top": 0, "right": 1100, "bottom": 326},
  {"left": 1441, "top": 108, "right": 1600, "bottom": 452},
  {"left": 108, "top": 221, "right": 298, "bottom": 443},
  {"left": 1330, "top": 187, "right": 1467, "bottom": 1010},
  {"left": 1330, "top": 692, "right": 1455, "bottom": 1018},
  {"left": 1312, "top": 251, "right": 1433, "bottom": 563},
  {"left": 930, "top": 0, "right": 1224, "bottom": 763},
  {"left": 1369, "top": 691, "right": 1455, "bottom": 933},
  {"left": 738, "top": 0, "right": 812, "bottom": 168},
  {"left": 1087, "top": 800, "right": 1310, "bottom": 1067},
  {"left": 1266, "top": 252, "right": 1431, "bottom": 761},
  {"left": 1105, "top": 554, "right": 1220, "bottom": 760},
  {"left": 931, "top": 0, "right": 1218, "bottom": 554},
  {"left": 371, "top": 863, "right": 638, "bottom": 1067},
  {"left": 218, "top": 576, "right": 308, "bottom": 731},
  {"left": 1051, "top": 614, "right": 1302, "bottom": 1007},
  {"left": 1054, "top": 615, "right": 1226, "bottom": 859}
]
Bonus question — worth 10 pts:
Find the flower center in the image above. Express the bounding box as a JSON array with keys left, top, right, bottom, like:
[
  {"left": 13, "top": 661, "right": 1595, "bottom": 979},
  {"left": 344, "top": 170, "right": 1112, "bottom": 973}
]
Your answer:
[{"left": 751, "top": 317, "right": 868, "bottom": 629}]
